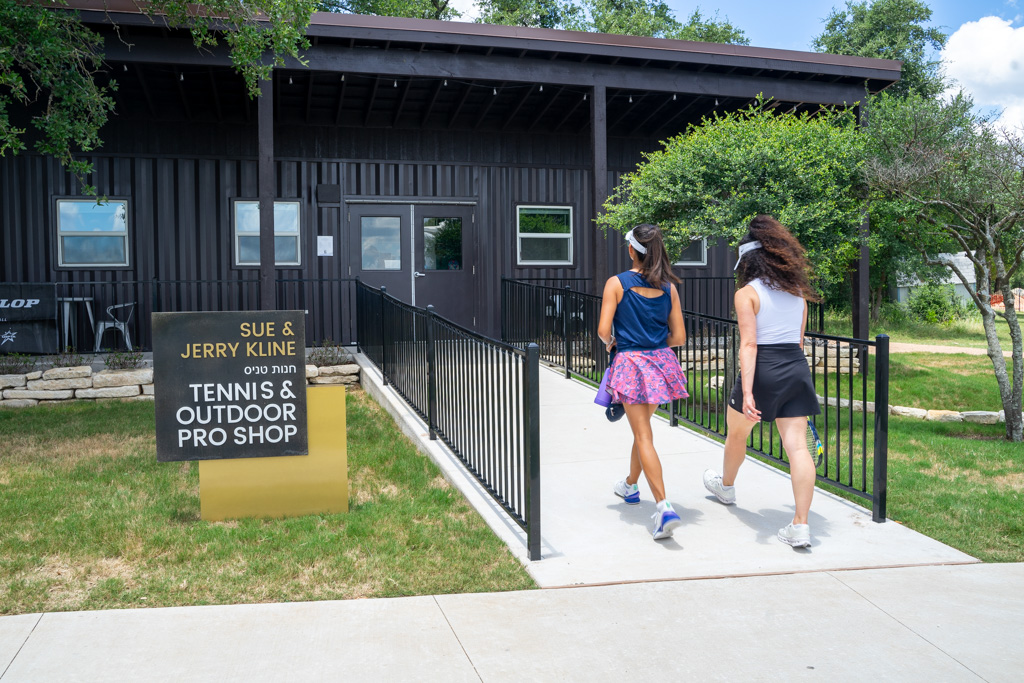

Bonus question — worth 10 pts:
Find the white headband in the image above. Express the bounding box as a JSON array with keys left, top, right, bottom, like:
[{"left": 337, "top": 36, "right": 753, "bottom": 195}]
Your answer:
[
  {"left": 733, "top": 241, "right": 762, "bottom": 270},
  {"left": 625, "top": 229, "right": 647, "bottom": 254}
]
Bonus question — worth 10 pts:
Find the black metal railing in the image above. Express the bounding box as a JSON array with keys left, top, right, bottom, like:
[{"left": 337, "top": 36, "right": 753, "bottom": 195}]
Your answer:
[
  {"left": 501, "top": 278, "right": 889, "bottom": 520},
  {"left": 358, "top": 281, "right": 542, "bottom": 560},
  {"left": 8, "top": 278, "right": 359, "bottom": 354}
]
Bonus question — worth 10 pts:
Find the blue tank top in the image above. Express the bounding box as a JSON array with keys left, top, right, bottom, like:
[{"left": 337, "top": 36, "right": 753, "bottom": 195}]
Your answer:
[{"left": 613, "top": 271, "right": 672, "bottom": 352}]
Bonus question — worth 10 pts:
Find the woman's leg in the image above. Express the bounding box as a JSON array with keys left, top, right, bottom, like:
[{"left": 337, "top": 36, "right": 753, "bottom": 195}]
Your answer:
[
  {"left": 776, "top": 416, "right": 815, "bottom": 525},
  {"left": 624, "top": 403, "right": 665, "bottom": 502},
  {"left": 722, "top": 406, "right": 757, "bottom": 486}
]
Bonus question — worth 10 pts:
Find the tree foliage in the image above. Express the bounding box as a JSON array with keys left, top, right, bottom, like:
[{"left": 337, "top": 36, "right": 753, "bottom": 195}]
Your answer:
[
  {"left": 1, "top": 0, "right": 318, "bottom": 194},
  {"left": 477, "top": 0, "right": 748, "bottom": 44},
  {"left": 597, "top": 99, "right": 865, "bottom": 286},
  {"left": 812, "top": 0, "right": 947, "bottom": 99},
  {"left": 865, "top": 91, "right": 1024, "bottom": 440},
  {"left": 319, "top": 0, "right": 458, "bottom": 21}
]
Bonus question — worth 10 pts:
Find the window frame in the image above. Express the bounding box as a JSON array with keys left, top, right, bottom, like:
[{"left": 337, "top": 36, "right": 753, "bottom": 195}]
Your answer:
[
  {"left": 516, "top": 204, "right": 574, "bottom": 266},
  {"left": 55, "top": 197, "right": 131, "bottom": 269},
  {"left": 233, "top": 199, "right": 302, "bottom": 268},
  {"left": 674, "top": 237, "right": 708, "bottom": 267}
]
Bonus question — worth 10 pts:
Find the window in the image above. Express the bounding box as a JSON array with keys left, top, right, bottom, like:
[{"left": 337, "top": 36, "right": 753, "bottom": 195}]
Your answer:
[
  {"left": 517, "top": 206, "right": 572, "bottom": 265},
  {"left": 674, "top": 238, "right": 707, "bottom": 267},
  {"left": 423, "top": 217, "right": 462, "bottom": 270},
  {"left": 360, "top": 216, "right": 402, "bottom": 270},
  {"left": 56, "top": 199, "right": 129, "bottom": 267},
  {"left": 234, "top": 201, "right": 301, "bottom": 267}
]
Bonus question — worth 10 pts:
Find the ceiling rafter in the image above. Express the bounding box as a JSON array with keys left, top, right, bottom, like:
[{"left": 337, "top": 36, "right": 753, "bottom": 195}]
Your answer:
[
  {"left": 448, "top": 80, "right": 475, "bottom": 128},
  {"left": 649, "top": 96, "right": 704, "bottom": 137},
  {"left": 364, "top": 76, "right": 380, "bottom": 126},
  {"left": 176, "top": 69, "right": 192, "bottom": 121},
  {"left": 393, "top": 78, "right": 413, "bottom": 126},
  {"left": 421, "top": 79, "right": 444, "bottom": 127},
  {"left": 334, "top": 76, "right": 347, "bottom": 125},
  {"left": 135, "top": 64, "right": 157, "bottom": 119},
  {"left": 501, "top": 84, "right": 535, "bottom": 130},
  {"left": 630, "top": 92, "right": 676, "bottom": 135},
  {"left": 206, "top": 67, "right": 222, "bottom": 122},
  {"left": 609, "top": 92, "right": 647, "bottom": 129},
  {"left": 473, "top": 81, "right": 505, "bottom": 130},
  {"left": 554, "top": 95, "right": 585, "bottom": 132},
  {"left": 528, "top": 86, "right": 564, "bottom": 131},
  {"left": 305, "top": 73, "right": 315, "bottom": 122}
]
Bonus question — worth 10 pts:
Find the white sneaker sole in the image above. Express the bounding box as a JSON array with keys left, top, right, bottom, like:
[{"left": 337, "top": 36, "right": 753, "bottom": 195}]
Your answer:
[
  {"left": 703, "top": 480, "right": 736, "bottom": 505},
  {"left": 778, "top": 532, "right": 811, "bottom": 548},
  {"left": 652, "top": 517, "right": 683, "bottom": 540}
]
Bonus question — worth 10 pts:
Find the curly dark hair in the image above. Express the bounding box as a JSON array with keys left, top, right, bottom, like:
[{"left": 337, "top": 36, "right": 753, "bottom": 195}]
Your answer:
[
  {"left": 630, "top": 223, "right": 681, "bottom": 290},
  {"left": 735, "top": 215, "right": 821, "bottom": 302}
]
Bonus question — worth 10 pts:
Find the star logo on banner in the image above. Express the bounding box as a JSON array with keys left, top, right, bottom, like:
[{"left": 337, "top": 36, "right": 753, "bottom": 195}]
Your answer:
[{"left": 1, "top": 330, "right": 16, "bottom": 345}]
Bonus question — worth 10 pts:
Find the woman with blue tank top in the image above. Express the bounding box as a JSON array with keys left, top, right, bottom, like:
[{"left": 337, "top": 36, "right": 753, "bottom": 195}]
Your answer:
[
  {"left": 702, "top": 215, "right": 823, "bottom": 548},
  {"left": 597, "top": 224, "right": 689, "bottom": 541}
]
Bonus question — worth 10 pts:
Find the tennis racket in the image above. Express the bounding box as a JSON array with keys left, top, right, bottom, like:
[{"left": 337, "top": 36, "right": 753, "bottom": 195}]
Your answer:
[{"left": 806, "top": 418, "right": 824, "bottom": 467}]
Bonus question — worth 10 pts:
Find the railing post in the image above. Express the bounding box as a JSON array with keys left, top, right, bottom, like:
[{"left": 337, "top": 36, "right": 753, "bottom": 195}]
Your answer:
[
  {"left": 872, "top": 334, "right": 889, "bottom": 522},
  {"left": 524, "top": 342, "right": 542, "bottom": 561},
  {"left": 426, "top": 305, "right": 437, "bottom": 440},
  {"left": 562, "top": 286, "right": 571, "bottom": 378},
  {"left": 380, "top": 286, "right": 388, "bottom": 387}
]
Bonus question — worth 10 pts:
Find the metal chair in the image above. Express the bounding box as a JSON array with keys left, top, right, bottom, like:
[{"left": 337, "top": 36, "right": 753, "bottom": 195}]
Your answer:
[{"left": 94, "top": 302, "right": 135, "bottom": 352}]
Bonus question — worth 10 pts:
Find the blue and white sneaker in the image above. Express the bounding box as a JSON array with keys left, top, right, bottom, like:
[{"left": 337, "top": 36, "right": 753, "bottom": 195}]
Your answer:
[
  {"left": 613, "top": 479, "right": 640, "bottom": 505},
  {"left": 651, "top": 506, "right": 683, "bottom": 540}
]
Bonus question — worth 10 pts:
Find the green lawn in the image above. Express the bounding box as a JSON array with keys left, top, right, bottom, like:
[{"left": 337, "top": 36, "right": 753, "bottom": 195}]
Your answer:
[
  {"left": 0, "top": 392, "right": 535, "bottom": 616},
  {"left": 824, "top": 309, "right": 1017, "bottom": 351}
]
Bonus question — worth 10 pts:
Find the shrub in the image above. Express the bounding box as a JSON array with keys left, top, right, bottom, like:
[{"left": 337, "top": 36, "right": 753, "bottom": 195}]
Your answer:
[
  {"left": 46, "top": 347, "right": 92, "bottom": 369},
  {"left": 0, "top": 353, "right": 36, "bottom": 374},
  {"left": 104, "top": 348, "right": 146, "bottom": 370},
  {"left": 906, "top": 282, "right": 971, "bottom": 325},
  {"left": 307, "top": 339, "right": 351, "bottom": 367}
]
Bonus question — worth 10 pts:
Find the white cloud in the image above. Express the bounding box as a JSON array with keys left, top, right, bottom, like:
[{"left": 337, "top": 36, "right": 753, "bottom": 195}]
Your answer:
[{"left": 942, "top": 16, "right": 1024, "bottom": 131}]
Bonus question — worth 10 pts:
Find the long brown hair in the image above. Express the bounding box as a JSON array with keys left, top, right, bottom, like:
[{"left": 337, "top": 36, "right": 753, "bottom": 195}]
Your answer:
[
  {"left": 630, "top": 223, "right": 680, "bottom": 290},
  {"left": 735, "top": 215, "right": 821, "bottom": 302}
]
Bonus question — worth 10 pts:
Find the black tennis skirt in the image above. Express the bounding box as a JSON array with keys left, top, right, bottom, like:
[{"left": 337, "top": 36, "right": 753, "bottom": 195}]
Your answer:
[{"left": 728, "top": 343, "right": 821, "bottom": 422}]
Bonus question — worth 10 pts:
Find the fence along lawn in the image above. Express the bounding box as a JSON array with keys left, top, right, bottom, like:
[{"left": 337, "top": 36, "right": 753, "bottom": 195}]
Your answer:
[{"left": 0, "top": 392, "right": 534, "bottom": 616}]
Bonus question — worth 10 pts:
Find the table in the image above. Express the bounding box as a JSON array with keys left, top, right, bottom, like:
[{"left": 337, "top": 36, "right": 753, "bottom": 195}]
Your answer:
[{"left": 56, "top": 297, "right": 95, "bottom": 351}]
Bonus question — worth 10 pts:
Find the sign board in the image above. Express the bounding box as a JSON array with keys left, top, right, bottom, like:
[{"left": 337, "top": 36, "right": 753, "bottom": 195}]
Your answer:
[
  {"left": 0, "top": 283, "right": 58, "bottom": 353},
  {"left": 152, "top": 311, "right": 308, "bottom": 462},
  {"left": 317, "top": 235, "right": 333, "bottom": 256}
]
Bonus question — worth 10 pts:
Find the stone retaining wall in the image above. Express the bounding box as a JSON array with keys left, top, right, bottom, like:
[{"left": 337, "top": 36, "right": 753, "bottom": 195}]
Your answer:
[{"left": 0, "top": 364, "right": 360, "bottom": 408}]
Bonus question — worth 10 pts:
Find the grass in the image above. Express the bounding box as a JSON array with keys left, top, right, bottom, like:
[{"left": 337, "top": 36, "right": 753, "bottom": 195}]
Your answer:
[
  {"left": 0, "top": 391, "right": 535, "bottom": 616},
  {"left": 823, "top": 309, "right": 1016, "bottom": 351}
]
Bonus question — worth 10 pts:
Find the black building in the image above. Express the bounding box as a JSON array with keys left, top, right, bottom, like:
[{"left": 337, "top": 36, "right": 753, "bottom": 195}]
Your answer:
[{"left": 0, "top": 4, "right": 901, "bottom": 350}]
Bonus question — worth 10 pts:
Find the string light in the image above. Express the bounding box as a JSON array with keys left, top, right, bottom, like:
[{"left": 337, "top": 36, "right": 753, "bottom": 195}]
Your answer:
[
  {"left": 584, "top": 93, "right": 587, "bottom": 101},
  {"left": 539, "top": 85, "right": 543, "bottom": 92},
  {"left": 394, "top": 79, "right": 397, "bottom": 87},
  {"left": 289, "top": 77, "right": 293, "bottom": 85},
  {"left": 341, "top": 74, "right": 345, "bottom": 82},
  {"left": 629, "top": 95, "right": 633, "bottom": 103},
  {"left": 672, "top": 93, "right": 676, "bottom": 100},
  {"left": 443, "top": 79, "right": 447, "bottom": 86},
  {"left": 123, "top": 65, "right": 127, "bottom": 72},
  {"left": 179, "top": 73, "right": 184, "bottom": 82},
  {"left": 715, "top": 98, "right": 719, "bottom": 106},
  {"left": 493, "top": 87, "right": 497, "bottom": 96}
]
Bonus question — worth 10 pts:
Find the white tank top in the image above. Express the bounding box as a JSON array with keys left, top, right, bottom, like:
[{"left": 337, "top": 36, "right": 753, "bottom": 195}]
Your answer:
[{"left": 748, "top": 278, "right": 804, "bottom": 345}]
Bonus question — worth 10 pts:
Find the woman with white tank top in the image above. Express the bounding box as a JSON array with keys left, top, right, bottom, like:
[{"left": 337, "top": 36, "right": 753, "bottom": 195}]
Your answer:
[{"left": 702, "top": 215, "right": 822, "bottom": 548}]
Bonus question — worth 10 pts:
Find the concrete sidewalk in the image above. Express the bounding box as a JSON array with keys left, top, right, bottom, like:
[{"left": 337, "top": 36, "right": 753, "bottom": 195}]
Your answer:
[{"left": 2, "top": 563, "right": 1021, "bottom": 681}]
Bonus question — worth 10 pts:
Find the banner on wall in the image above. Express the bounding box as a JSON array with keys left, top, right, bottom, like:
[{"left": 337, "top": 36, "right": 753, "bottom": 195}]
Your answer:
[{"left": 0, "top": 283, "right": 58, "bottom": 354}]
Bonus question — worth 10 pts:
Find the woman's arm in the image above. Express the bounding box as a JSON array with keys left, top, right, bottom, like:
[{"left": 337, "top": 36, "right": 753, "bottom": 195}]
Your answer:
[
  {"left": 800, "top": 300, "right": 808, "bottom": 348},
  {"left": 597, "top": 276, "right": 623, "bottom": 351},
  {"left": 735, "top": 285, "right": 761, "bottom": 421},
  {"left": 666, "top": 285, "right": 686, "bottom": 347}
]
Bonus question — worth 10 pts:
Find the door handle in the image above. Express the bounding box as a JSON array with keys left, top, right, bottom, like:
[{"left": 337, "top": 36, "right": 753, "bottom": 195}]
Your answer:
[{"left": 414, "top": 271, "right": 426, "bottom": 278}]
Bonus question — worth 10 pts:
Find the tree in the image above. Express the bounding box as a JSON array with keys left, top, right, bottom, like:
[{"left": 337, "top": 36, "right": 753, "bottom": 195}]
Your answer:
[
  {"left": 1, "top": 0, "right": 318, "bottom": 194},
  {"left": 812, "top": 0, "right": 947, "bottom": 99},
  {"left": 319, "top": 0, "right": 459, "bottom": 20},
  {"left": 597, "top": 100, "right": 865, "bottom": 288},
  {"left": 477, "top": 0, "right": 748, "bottom": 44},
  {"left": 865, "top": 92, "right": 1024, "bottom": 441}
]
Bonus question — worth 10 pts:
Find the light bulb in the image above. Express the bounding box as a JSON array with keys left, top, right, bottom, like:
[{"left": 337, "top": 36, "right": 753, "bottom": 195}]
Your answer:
[
  {"left": 539, "top": 85, "right": 543, "bottom": 92},
  {"left": 444, "top": 79, "right": 447, "bottom": 86},
  {"left": 673, "top": 93, "right": 677, "bottom": 100},
  {"left": 493, "top": 88, "right": 497, "bottom": 95},
  {"left": 289, "top": 77, "right": 293, "bottom": 85},
  {"left": 629, "top": 95, "right": 633, "bottom": 103},
  {"left": 341, "top": 74, "right": 345, "bottom": 82},
  {"left": 179, "top": 73, "right": 183, "bottom": 82},
  {"left": 394, "top": 80, "right": 397, "bottom": 87}
]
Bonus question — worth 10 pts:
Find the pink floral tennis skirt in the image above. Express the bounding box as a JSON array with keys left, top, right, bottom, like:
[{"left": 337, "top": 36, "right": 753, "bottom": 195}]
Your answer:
[{"left": 606, "top": 347, "right": 689, "bottom": 405}]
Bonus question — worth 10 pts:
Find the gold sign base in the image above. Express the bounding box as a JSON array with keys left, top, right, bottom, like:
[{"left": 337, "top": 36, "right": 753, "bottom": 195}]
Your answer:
[{"left": 198, "top": 385, "right": 348, "bottom": 520}]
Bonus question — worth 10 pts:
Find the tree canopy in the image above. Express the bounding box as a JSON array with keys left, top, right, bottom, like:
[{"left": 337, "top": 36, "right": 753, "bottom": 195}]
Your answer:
[
  {"left": 597, "top": 100, "right": 865, "bottom": 286},
  {"left": 1, "top": 0, "right": 318, "bottom": 193},
  {"left": 812, "top": 0, "right": 947, "bottom": 99}
]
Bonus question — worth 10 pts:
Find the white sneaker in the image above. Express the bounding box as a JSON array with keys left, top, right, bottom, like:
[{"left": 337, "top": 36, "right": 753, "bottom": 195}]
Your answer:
[
  {"left": 702, "top": 469, "right": 736, "bottom": 505},
  {"left": 778, "top": 523, "right": 811, "bottom": 548},
  {"left": 613, "top": 479, "right": 640, "bottom": 505}
]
